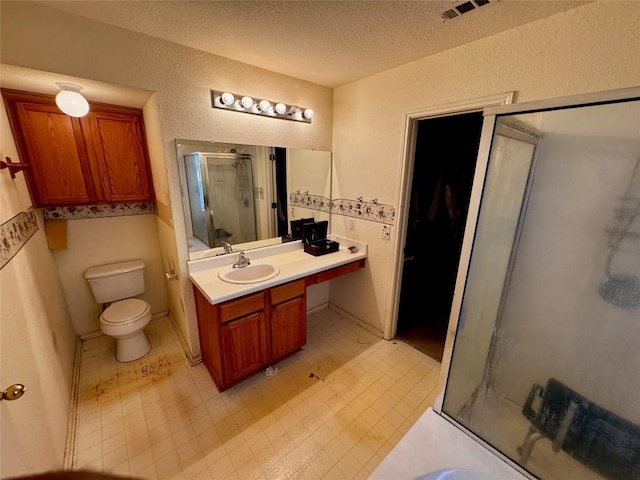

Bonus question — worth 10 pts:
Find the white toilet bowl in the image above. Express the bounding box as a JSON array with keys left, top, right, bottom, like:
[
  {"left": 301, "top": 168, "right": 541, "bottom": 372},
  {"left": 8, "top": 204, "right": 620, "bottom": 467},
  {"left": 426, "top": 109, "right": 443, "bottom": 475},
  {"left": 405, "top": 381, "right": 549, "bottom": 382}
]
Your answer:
[{"left": 100, "top": 298, "right": 152, "bottom": 362}]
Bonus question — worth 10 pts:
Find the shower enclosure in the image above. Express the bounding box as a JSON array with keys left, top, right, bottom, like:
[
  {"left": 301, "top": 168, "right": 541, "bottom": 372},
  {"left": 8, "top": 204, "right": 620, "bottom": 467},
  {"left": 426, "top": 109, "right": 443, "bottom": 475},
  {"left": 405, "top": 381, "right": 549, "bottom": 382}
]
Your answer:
[
  {"left": 438, "top": 88, "right": 640, "bottom": 480},
  {"left": 184, "top": 151, "right": 257, "bottom": 249}
]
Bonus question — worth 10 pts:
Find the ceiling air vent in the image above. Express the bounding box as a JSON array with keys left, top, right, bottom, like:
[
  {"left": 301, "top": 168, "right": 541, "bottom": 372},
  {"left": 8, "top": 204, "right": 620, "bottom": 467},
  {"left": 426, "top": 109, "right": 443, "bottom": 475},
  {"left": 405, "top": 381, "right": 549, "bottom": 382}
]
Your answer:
[{"left": 441, "top": 0, "right": 495, "bottom": 21}]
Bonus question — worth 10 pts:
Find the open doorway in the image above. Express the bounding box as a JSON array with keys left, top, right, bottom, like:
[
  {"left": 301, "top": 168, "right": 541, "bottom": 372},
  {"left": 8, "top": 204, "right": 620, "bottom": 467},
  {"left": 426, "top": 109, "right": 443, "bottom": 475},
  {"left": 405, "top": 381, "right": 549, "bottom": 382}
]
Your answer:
[{"left": 395, "top": 112, "right": 484, "bottom": 361}]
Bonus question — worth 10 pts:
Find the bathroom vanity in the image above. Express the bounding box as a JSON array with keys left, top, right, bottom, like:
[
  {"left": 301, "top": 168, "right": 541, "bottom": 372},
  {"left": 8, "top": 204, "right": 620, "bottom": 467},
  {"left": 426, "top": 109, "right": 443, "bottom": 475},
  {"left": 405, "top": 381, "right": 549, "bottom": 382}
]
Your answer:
[{"left": 188, "top": 237, "right": 367, "bottom": 391}]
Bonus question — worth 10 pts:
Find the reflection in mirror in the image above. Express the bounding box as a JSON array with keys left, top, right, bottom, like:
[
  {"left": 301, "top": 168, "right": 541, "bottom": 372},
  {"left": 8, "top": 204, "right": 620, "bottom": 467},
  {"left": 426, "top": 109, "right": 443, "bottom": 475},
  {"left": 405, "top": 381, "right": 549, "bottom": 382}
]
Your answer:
[
  {"left": 441, "top": 94, "right": 640, "bottom": 480},
  {"left": 176, "top": 140, "right": 331, "bottom": 259}
]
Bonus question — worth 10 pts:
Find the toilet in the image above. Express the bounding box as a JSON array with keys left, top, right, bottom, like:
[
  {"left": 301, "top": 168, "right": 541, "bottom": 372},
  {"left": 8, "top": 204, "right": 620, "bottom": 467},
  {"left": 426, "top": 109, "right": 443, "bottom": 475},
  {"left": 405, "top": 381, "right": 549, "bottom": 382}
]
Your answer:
[{"left": 85, "top": 260, "right": 152, "bottom": 362}]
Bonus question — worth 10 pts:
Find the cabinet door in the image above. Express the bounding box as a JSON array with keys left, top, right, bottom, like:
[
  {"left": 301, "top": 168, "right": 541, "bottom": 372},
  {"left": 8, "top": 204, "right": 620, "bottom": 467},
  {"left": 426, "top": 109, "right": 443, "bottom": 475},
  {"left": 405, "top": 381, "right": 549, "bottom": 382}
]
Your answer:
[
  {"left": 221, "top": 311, "right": 269, "bottom": 384},
  {"left": 193, "top": 286, "right": 224, "bottom": 388},
  {"left": 3, "top": 93, "right": 96, "bottom": 206},
  {"left": 83, "top": 109, "right": 154, "bottom": 202},
  {"left": 271, "top": 296, "right": 306, "bottom": 360}
]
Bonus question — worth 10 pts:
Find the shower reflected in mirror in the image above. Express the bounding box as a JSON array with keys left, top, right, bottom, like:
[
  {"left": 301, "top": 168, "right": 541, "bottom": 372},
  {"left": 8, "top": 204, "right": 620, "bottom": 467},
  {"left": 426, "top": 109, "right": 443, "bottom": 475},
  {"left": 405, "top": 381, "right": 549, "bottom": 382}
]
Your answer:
[{"left": 176, "top": 140, "right": 332, "bottom": 259}]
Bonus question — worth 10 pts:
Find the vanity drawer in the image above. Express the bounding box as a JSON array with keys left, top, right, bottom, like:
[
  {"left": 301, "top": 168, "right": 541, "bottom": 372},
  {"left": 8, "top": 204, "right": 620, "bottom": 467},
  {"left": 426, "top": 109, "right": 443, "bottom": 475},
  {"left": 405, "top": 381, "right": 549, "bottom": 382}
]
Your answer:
[
  {"left": 316, "top": 259, "right": 365, "bottom": 283},
  {"left": 270, "top": 279, "right": 305, "bottom": 305},
  {"left": 219, "top": 292, "right": 265, "bottom": 323}
]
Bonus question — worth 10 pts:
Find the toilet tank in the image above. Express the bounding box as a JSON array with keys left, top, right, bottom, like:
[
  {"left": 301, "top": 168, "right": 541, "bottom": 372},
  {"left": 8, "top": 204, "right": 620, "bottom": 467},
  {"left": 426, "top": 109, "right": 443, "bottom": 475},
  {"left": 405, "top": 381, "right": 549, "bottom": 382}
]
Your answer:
[{"left": 85, "top": 260, "right": 146, "bottom": 304}]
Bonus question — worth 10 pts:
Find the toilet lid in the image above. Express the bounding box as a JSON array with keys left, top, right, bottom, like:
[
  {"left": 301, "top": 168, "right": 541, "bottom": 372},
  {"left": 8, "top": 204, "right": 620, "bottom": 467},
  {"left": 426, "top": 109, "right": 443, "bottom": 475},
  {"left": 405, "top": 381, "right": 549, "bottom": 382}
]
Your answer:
[{"left": 101, "top": 298, "right": 149, "bottom": 324}]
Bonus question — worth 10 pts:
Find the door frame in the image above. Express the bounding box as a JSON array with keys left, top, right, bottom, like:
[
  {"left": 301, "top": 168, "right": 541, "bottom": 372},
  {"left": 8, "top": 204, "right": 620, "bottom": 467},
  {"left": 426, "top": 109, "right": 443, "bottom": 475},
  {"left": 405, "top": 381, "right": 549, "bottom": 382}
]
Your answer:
[{"left": 387, "top": 92, "right": 515, "bottom": 343}]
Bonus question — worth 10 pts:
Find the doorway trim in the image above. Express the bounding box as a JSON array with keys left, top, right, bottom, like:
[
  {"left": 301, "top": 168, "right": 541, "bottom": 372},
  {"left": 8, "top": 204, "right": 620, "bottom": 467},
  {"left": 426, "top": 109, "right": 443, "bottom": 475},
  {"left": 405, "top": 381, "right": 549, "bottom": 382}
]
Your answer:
[{"left": 387, "top": 92, "right": 515, "bottom": 342}]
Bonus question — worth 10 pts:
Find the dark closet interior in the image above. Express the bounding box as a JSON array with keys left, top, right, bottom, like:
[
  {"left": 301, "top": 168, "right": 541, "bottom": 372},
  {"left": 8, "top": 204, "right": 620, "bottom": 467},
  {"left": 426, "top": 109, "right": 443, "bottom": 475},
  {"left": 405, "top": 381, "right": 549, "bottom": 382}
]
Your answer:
[{"left": 395, "top": 112, "right": 484, "bottom": 362}]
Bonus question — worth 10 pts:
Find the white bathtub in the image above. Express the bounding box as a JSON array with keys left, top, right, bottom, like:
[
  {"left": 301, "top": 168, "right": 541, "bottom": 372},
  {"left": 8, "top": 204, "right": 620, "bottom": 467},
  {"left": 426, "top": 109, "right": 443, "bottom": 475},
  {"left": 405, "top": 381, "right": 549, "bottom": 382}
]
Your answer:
[{"left": 368, "top": 408, "right": 528, "bottom": 480}]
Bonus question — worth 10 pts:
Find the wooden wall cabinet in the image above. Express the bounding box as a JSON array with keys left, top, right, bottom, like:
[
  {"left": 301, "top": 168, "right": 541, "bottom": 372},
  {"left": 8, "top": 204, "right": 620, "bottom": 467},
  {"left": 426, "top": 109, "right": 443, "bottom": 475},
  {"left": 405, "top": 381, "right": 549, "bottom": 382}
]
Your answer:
[{"left": 1, "top": 89, "right": 154, "bottom": 207}]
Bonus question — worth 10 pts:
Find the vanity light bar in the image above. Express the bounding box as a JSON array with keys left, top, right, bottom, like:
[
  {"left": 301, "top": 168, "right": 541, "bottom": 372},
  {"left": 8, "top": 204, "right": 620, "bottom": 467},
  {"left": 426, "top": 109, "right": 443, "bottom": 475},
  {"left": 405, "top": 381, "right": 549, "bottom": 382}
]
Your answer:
[{"left": 211, "top": 90, "right": 313, "bottom": 123}]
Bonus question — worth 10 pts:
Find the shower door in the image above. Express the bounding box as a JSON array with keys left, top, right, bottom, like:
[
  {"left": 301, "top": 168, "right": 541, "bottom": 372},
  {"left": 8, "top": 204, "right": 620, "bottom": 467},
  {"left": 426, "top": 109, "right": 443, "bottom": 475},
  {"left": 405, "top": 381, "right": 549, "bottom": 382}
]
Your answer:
[
  {"left": 440, "top": 88, "right": 640, "bottom": 480},
  {"left": 184, "top": 152, "right": 257, "bottom": 248}
]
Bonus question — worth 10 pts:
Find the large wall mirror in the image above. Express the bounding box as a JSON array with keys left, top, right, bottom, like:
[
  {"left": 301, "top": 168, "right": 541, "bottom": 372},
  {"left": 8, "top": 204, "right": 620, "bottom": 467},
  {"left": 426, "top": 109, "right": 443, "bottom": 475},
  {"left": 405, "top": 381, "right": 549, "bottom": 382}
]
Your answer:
[
  {"left": 176, "top": 139, "right": 332, "bottom": 260},
  {"left": 441, "top": 89, "right": 640, "bottom": 480}
]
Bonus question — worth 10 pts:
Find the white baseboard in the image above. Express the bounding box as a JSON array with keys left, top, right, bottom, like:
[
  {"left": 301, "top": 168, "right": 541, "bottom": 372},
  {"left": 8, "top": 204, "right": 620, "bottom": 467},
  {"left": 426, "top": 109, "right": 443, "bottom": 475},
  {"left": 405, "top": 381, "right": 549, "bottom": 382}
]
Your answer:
[
  {"left": 167, "top": 312, "right": 202, "bottom": 366},
  {"left": 307, "top": 302, "right": 329, "bottom": 315},
  {"left": 63, "top": 336, "right": 82, "bottom": 470},
  {"left": 327, "top": 303, "right": 384, "bottom": 339}
]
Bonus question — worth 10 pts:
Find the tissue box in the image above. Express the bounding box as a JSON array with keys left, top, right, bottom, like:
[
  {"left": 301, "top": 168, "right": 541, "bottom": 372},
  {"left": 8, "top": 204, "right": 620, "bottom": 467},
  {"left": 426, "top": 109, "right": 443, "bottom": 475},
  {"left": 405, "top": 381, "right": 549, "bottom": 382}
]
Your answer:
[
  {"left": 302, "top": 221, "right": 339, "bottom": 256},
  {"left": 304, "top": 239, "right": 339, "bottom": 256}
]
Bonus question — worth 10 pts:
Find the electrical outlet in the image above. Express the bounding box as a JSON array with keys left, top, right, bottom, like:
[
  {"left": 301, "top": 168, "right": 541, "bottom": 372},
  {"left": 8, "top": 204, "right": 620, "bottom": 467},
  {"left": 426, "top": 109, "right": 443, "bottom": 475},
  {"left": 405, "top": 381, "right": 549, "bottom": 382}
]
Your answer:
[
  {"left": 349, "top": 219, "right": 355, "bottom": 231},
  {"left": 381, "top": 225, "right": 391, "bottom": 240}
]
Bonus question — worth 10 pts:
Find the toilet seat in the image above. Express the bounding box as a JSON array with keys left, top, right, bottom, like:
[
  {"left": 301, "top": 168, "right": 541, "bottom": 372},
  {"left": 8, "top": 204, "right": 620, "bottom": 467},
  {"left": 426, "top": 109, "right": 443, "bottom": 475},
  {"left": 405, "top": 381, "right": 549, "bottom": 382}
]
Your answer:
[{"left": 101, "top": 298, "right": 150, "bottom": 325}]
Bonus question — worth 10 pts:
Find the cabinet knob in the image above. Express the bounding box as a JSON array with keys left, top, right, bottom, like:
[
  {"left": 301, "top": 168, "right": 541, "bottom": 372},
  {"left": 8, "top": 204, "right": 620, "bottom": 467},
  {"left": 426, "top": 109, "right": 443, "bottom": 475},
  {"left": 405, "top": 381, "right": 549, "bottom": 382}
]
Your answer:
[{"left": 2, "top": 384, "right": 26, "bottom": 401}]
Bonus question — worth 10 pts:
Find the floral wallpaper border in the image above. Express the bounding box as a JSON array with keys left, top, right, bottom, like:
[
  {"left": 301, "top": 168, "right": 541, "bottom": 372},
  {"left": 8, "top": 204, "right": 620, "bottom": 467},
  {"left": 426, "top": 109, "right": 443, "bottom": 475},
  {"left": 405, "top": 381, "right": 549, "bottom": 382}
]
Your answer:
[
  {"left": 42, "top": 202, "right": 156, "bottom": 220},
  {"left": 289, "top": 193, "right": 331, "bottom": 213},
  {"left": 331, "top": 198, "right": 396, "bottom": 225},
  {"left": 1, "top": 207, "right": 39, "bottom": 270},
  {"left": 290, "top": 193, "right": 395, "bottom": 225}
]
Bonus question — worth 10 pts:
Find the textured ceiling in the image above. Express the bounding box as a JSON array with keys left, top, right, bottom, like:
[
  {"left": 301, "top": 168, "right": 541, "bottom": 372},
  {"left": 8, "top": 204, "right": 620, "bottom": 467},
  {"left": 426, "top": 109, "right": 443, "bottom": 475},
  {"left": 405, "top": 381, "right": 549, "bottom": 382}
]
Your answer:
[{"left": 38, "top": 0, "right": 590, "bottom": 88}]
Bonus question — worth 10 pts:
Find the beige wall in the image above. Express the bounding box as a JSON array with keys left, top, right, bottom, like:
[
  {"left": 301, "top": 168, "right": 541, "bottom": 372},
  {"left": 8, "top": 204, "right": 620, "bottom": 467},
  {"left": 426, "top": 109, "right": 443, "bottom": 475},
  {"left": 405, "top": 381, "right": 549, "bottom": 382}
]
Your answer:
[
  {"left": 1, "top": 95, "right": 77, "bottom": 477},
  {"left": 329, "top": 1, "right": 640, "bottom": 335},
  {"left": 52, "top": 215, "right": 168, "bottom": 335},
  {"left": 0, "top": 1, "right": 333, "bottom": 358}
]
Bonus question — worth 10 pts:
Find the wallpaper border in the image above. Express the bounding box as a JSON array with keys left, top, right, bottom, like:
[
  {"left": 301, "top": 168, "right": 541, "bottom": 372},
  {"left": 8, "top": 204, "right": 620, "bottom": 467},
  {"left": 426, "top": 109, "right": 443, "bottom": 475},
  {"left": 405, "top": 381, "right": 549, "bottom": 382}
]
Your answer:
[
  {"left": 290, "top": 193, "right": 395, "bottom": 225},
  {"left": 1, "top": 207, "right": 39, "bottom": 270},
  {"left": 331, "top": 198, "right": 396, "bottom": 225},
  {"left": 42, "top": 202, "right": 157, "bottom": 220},
  {"left": 288, "top": 192, "right": 331, "bottom": 213}
]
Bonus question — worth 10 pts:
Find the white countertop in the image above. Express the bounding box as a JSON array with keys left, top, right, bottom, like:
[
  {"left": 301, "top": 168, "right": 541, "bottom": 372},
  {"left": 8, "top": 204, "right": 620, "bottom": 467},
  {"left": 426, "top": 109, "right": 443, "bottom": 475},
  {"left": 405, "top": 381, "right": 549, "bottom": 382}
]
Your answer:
[{"left": 188, "top": 235, "right": 367, "bottom": 305}]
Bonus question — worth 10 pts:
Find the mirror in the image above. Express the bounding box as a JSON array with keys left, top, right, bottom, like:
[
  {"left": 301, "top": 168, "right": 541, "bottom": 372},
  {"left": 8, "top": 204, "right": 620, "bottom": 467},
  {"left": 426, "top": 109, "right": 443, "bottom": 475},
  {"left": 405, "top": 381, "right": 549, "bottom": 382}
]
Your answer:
[
  {"left": 441, "top": 93, "right": 640, "bottom": 480},
  {"left": 176, "top": 139, "right": 332, "bottom": 260}
]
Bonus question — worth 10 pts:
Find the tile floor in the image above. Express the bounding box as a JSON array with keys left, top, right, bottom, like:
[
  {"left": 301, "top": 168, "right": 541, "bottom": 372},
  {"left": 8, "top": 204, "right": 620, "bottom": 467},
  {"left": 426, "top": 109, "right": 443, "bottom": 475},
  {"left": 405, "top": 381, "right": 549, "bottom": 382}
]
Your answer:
[{"left": 72, "top": 308, "right": 441, "bottom": 479}]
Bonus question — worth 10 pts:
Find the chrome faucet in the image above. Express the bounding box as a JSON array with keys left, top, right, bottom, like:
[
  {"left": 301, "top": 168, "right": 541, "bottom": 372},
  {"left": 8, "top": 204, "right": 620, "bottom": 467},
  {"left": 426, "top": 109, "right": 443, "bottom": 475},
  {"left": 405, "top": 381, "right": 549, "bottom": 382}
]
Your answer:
[
  {"left": 221, "top": 241, "right": 233, "bottom": 254},
  {"left": 232, "top": 251, "right": 251, "bottom": 268}
]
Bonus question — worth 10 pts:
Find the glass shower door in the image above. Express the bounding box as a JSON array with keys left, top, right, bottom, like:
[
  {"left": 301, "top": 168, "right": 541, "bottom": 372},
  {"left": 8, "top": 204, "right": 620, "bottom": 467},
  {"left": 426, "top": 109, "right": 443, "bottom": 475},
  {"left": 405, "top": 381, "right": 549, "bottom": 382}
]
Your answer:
[
  {"left": 440, "top": 92, "right": 640, "bottom": 480},
  {"left": 184, "top": 153, "right": 211, "bottom": 247}
]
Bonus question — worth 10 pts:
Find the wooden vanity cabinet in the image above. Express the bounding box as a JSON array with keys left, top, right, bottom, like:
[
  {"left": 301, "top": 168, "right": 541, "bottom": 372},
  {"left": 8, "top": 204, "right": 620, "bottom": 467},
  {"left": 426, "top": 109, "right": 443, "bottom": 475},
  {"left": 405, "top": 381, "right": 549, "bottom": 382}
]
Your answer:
[
  {"left": 1, "top": 89, "right": 154, "bottom": 207},
  {"left": 219, "top": 292, "right": 269, "bottom": 385},
  {"left": 270, "top": 279, "right": 306, "bottom": 360},
  {"left": 193, "top": 259, "right": 365, "bottom": 391},
  {"left": 194, "top": 281, "right": 306, "bottom": 391}
]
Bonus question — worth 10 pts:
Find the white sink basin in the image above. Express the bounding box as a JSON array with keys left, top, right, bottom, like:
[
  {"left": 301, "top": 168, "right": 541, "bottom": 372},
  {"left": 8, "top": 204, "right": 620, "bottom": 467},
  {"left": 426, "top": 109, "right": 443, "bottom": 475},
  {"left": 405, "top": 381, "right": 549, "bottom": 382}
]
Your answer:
[{"left": 218, "top": 263, "right": 280, "bottom": 284}]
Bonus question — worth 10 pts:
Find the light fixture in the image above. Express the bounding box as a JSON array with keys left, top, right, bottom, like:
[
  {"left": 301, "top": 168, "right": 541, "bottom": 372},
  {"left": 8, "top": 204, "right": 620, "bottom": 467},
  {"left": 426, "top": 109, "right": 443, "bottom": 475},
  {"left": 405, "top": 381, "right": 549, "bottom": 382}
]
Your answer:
[
  {"left": 240, "top": 96, "right": 254, "bottom": 109},
  {"left": 211, "top": 90, "right": 313, "bottom": 123},
  {"left": 55, "top": 82, "right": 89, "bottom": 117},
  {"left": 220, "top": 92, "right": 235, "bottom": 106},
  {"left": 258, "top": 99, "right": 271, "bottom": 112}
]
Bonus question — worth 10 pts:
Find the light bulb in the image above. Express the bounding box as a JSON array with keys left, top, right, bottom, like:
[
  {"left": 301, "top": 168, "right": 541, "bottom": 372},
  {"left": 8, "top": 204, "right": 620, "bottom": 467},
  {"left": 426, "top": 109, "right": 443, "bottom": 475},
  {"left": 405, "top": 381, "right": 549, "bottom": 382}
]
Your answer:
[
  {"left": 240, "top": 96, "right": 254, "bottom": 109},
  {"left": 54, "top": 83, "right": 89, "bottom": 117},
  {"left": 275, "top": 103, "right": 287, "bottom": 115},
  {"left": 303, "top": 108, "right": 314, "bottom": 120},
  {"left": 258, "top": 100, "right": 271, "bottom": 112},
  {"left": 220, "top": 92, "right": 235, "bottom": 105}
]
